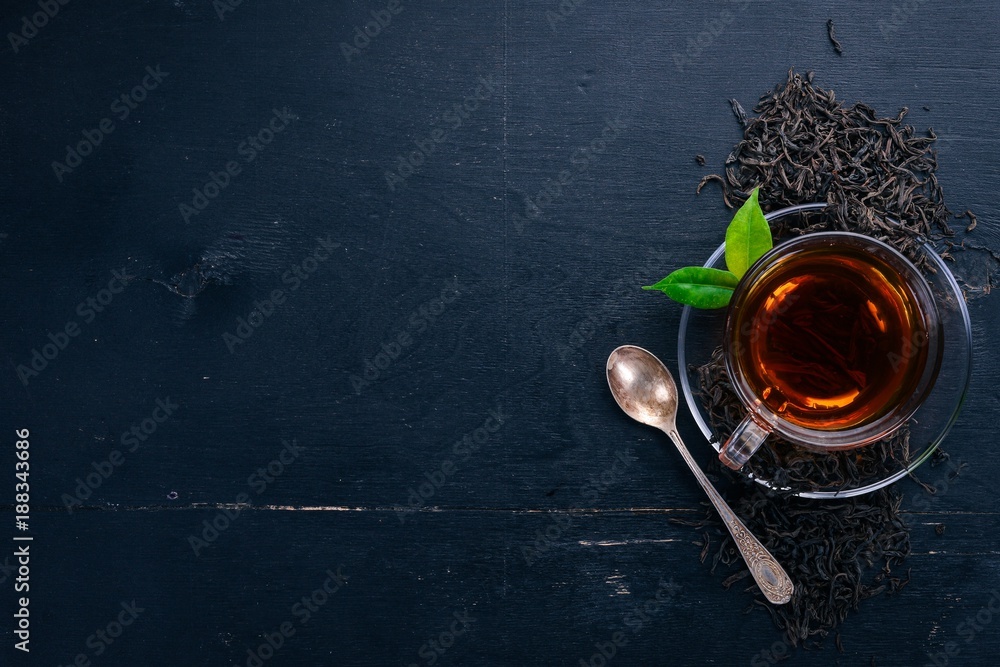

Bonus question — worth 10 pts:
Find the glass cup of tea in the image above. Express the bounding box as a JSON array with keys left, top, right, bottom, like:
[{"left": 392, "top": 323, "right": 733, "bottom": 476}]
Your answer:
[{"left": 719, "top": 231, "right": 943, "bottom": 470}]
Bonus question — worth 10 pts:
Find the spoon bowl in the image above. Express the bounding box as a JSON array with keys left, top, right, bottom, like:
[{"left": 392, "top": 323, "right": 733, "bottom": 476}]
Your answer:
[{"left": 606, "top": 344, "right": 680, "bottom": 431}]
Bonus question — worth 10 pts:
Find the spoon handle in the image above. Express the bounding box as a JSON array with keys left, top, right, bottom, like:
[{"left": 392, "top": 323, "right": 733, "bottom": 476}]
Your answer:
[{"left": 664, "top": 427, "right": 794, "bottom": 605}]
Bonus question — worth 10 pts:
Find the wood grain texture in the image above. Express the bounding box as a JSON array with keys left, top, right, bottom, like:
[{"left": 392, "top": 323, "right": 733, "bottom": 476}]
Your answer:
[{"left": 0, "top": 0, "right": 998, "bottom": 664}]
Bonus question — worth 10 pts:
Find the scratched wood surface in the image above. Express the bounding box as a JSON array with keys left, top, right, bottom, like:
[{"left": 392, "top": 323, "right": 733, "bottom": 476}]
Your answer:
[{"left": 1, "top": 0, "right": 998, "bottom": 665}]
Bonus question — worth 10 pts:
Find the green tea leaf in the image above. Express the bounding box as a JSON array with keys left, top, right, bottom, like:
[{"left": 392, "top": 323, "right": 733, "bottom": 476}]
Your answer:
[
  {"left": 642, "top": 267, "right": 739, "bottom": 309},
  {"left": 724, "top": 188, "right": 772, "bottom": 278}
]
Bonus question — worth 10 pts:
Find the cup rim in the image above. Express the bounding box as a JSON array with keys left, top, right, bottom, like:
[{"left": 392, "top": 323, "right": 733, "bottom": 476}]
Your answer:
[{"left": 722, "top": 230, "right": 944, "bottom": 449}]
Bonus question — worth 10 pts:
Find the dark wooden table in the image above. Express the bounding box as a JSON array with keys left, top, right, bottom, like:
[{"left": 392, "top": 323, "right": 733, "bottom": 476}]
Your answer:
[{"left": 2, "top": 1, "right": 998, "bottom": 665}]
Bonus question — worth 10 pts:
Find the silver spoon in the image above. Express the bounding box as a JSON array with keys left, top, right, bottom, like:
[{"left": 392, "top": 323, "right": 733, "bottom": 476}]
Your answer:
[{"left": 606, "top": 344, "right": 794, "bottom": 605}]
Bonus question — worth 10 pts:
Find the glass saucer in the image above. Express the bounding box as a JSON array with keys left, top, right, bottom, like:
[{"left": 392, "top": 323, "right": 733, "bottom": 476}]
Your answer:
[{"left": 677, "top": 203, "right": 972, "bottom": 498}]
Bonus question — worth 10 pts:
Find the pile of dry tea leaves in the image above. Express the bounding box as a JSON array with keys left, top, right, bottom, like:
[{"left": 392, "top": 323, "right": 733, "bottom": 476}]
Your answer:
[
  {"left": 675, "top": 69, "right": 987, "bottom": 648},
  {"left": 673, "top": 487, "right": 912, "bottom": 647},
  {"left": 699, "top": 71, "right": 956, "bottom": 267}
]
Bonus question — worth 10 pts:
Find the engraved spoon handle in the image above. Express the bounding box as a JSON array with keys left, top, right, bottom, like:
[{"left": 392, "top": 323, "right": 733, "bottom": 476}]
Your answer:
[{"left": 664, "top": 427, "right": 794, "bottom": 605}]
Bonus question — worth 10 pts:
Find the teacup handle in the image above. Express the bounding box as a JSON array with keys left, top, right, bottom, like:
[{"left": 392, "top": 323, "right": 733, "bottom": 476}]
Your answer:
[{"left": 719, "top": 414, "right": 770, "bottom": 470}]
